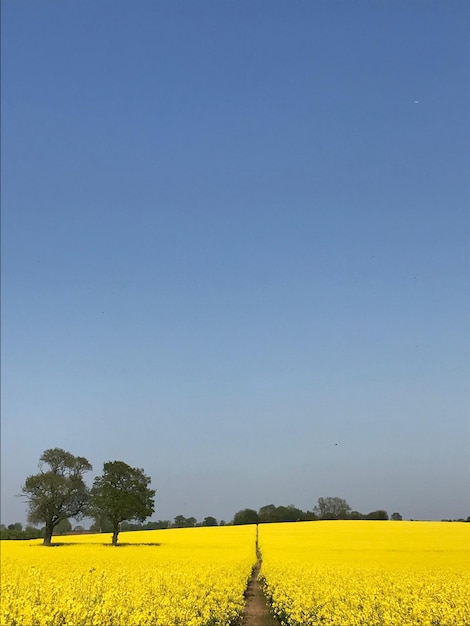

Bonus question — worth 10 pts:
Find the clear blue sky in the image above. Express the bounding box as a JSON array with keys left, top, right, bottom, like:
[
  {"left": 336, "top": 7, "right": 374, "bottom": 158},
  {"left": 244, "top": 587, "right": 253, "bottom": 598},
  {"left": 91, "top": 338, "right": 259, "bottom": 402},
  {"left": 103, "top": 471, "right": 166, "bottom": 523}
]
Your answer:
[{"left": 2, "top": 1, "right": 469, "bottom": 525}]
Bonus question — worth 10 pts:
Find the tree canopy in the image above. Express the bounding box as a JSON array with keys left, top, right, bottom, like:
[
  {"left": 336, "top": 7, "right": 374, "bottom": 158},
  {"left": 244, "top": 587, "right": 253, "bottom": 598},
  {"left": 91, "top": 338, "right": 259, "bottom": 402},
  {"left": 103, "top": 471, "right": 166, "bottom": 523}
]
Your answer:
[
  {"left": 314, "top": 497, "right": 351, "bottom": 520},
  {"left": 258, "top": 504, "right": 307, "bottom": 523},
  {"left": 233, "top": 508, "right": 259, "bottom": 525},
  {"left": 21, "top": 448, "right": 92, "bottom": 546},
  {"left": 173, "top": 515, "right": 197, "bottom": 528},
  {"left": 88, "top": 460, "right": 156, "bottom": 545}
]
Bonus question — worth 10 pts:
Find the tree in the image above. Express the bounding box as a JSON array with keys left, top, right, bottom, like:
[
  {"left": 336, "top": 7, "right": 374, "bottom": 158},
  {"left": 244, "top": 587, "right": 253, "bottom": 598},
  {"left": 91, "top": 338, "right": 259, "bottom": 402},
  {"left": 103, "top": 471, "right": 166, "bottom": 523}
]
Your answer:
[
  {"left": 142, "top": 520, "right": 170, "bottom": 530},
  {"left": 21, "top": 448, "right": 92, "bottom": 546},
  {"left": 89, "top": 514, "right": 113, "bottom": 533},
  {"left": 25, "top": 525, "right": 44, "bottom": 539},
  {"left": 258, "top": 504, "right": 278, "bottom": 523},
  {"left": 0, "top": 523, "right": 44, "bottom": 540},
  {"left": 314, "top": 497, "right": 351, "bottom": 520},
  {"left": 276, "top": 505, "right": 303, "bottom": 522},
  {"left": 73, "top": 525, "right": 86, "bottom": 532},
  {"left": 2, "top": 523, "right": 24, "bottom": 540},
  {"left": 365, "top": 509, "right": 389, "bottom": 520},
  {"left": 173, "top": 515, "right": 197, "bottom": 528},
  {"left": 202, "top": 516, "right": 218, "bottom": 526},
  {"left": 88, "top": 461, "right": 156, "bottom": 545},
  {"left": 232, "top": 508, "right": 259, "bottom": 525},
  {"left": 54, "top": 518, "right": 72, "bottom": 535},
  {"left": 349, "top": 510, "right": 364, "bottom": 520},
  {"left": 89, "top": 518, "right": 110, "bottom": 533},
  {"left": 391, "top": 512, "right": 403, "bottom": 521}
]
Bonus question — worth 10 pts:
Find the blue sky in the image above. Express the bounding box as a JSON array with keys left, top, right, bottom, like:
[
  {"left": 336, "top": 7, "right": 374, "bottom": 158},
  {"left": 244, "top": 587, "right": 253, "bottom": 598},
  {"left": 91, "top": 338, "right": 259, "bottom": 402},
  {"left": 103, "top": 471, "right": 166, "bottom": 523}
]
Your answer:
[{"left": 2, "top": 1, "right": 469, "bottom": 525}]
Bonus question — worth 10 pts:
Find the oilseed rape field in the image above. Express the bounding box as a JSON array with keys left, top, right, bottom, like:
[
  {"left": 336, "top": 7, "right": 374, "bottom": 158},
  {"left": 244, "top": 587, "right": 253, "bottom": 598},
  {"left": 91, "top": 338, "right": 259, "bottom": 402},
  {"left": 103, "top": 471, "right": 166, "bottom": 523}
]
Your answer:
[
  {"left": 1, "top": 521, "right": 469, "bottom": 626},
  {"left": 259, "top": 521, "right": 470, "bottom": 626},
  {"left": 0, "top": 525, "right": 257, "bottom": 626}
]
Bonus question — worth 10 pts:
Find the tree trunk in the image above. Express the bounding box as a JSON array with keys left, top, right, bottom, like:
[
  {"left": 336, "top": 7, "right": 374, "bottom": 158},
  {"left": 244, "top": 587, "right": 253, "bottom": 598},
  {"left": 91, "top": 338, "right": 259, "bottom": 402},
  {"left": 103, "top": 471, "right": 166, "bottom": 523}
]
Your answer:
[
  {"left": 43, "top": 520, "right": 53, "bottom": 546},
  {"left": 112, "top": 526, "right": 119, "bottom": 546}
]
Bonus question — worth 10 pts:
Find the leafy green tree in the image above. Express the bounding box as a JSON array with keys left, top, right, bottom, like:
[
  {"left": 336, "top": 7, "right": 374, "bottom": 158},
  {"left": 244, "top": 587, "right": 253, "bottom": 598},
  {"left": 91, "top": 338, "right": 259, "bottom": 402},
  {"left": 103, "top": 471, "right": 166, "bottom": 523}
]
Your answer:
[
  {"left": 54, "top": 518, "right": 72, "bottom": 535},
  {"left": 232, "top": 508, "right": 259, "bottom": 525},
  {"left": 173, "top": 515, "right": 197, "bottom": 527},
  {"left": 88, "top": 461, "right": 156, "bottom": 545},
  {"left": 202, "top": 516, "right": 218, "bottom": 526},
  {"left": 365, "top": 509, "right": 389, "bottom": 520},
  {"left": 21, "top": 448, "right": 92, "bottom": 546},
  {"left": 73, "top": 525, "right": 86, "bottom": 532},
  {"left": 119, "top": 521, "right": 132, "bottom": 531},
  {"left": 1, "top": 523, "right": 24, "bottom": 540},
  {"left": 276, "top": 505, "right": 303, "bottom": 522},
  {"left": 348, "top": 510, "right": 364, "bottom": 520},
  {"left": 258, "top": 504, "right": 278, "bottom": 523},
  {"left": 142, "top": 520, "right": 170, "bottom": 530},
  {"left": 391, "top": 512, "right": 403, "bottom": 521},
  {"left": 89, "top": 514, "right": 113, "bottom": 533},
  {"left": 314, "top": 497, "right": 351, "bottom": 520},
  {"left": 25, "top": 525, "right": 44, "bottom": 539}
]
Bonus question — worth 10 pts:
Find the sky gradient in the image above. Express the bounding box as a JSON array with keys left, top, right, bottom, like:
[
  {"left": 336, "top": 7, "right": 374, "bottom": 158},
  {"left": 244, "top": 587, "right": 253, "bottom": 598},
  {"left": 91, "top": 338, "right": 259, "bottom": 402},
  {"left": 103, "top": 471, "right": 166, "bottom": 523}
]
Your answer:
[{"left": 2, "top": 1, "right": 469, "bottom": 525}]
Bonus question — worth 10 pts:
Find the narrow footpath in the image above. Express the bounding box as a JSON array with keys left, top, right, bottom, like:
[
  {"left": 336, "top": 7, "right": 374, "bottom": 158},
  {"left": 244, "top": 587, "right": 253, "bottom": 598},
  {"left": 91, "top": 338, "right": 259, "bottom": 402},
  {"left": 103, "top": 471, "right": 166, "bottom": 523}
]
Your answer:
[{"left": 241, "top": 535, "right": 281, "bottom": 626}]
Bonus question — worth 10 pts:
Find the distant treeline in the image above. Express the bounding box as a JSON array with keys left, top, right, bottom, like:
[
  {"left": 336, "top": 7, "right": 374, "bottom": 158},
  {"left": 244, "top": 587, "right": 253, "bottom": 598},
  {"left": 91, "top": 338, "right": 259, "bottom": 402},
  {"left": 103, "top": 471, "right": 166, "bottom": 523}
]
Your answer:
[
  {"left": 3, "top": 496, "right": 469, "bottom": 540},
  {"left": 0, "top": 523, "right": 45, "bottom": 540},
  {"left": 0, "top": 517, "right": 220, "bottom": 540},
  {"left": 231, "top": 498, "right": 469, "bottom": 525},
  {"left": 232, "top": 498, "right": 400, "bottom": 525}
]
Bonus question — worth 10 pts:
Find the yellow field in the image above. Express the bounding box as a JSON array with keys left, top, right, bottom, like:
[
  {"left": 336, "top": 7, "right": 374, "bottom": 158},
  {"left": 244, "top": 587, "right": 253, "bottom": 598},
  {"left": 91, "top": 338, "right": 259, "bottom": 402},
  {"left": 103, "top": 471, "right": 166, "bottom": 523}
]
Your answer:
[
  {"left": 1, "top": 521, "right": 469, "bottom": 626},
  {"left": 259, "top": 521, "right": 470, "bottom": 626},
  {"left": 0, "top": 525, "right": 257, "bottom": 626}
]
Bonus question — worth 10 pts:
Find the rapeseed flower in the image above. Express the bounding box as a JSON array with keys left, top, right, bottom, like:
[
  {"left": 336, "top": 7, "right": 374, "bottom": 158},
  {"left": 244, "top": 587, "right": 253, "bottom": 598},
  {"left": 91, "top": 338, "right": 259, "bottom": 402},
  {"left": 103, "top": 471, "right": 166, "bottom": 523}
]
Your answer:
[{"left": 259, "top": 521, "right": 470, "bottom": 626}]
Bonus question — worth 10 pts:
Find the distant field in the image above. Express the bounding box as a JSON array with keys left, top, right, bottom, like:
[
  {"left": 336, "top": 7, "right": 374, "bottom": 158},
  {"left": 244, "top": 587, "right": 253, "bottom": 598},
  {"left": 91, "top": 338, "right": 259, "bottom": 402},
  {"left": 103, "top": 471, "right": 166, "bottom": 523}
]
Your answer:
[
  {"left": 259, "top": 521, "right": 470, "bottom": 626},
  {"left": 1, "top": 521, "right": 468, "bottom": 626}
]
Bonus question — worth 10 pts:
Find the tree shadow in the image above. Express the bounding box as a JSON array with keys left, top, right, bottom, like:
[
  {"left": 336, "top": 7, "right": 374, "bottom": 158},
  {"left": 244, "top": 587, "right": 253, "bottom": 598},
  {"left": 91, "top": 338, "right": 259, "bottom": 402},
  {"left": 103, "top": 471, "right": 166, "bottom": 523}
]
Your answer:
[
  {"left": 108, "top": 542, "right": 162, "bottom": 547},
  {"left": 43, "top": 542, "right": 86, "bottom": 547},
  {"left": 42, "top": 541, "right": 162, "bottom": 547}
]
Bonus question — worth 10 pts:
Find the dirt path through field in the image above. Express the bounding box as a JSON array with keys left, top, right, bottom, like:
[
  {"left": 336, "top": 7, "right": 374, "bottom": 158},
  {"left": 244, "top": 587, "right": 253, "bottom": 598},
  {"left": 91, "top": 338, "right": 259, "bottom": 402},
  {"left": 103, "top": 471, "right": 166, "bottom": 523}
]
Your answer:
[{"left": 241, "top": 551, "right": 280, "bottom": 626}]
